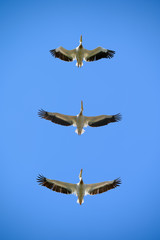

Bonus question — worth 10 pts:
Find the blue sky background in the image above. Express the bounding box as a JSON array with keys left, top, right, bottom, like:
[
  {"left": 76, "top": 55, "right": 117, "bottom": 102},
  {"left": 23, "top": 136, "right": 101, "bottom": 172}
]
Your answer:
[{"left": 1, "top": 0, "right": 160, "bottom": 239}]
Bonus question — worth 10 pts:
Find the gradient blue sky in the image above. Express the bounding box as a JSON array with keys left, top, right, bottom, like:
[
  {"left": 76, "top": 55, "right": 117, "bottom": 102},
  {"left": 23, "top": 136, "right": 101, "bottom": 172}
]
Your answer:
[{"left": 1, "top": 0, "right": 160, "bottom": 239}]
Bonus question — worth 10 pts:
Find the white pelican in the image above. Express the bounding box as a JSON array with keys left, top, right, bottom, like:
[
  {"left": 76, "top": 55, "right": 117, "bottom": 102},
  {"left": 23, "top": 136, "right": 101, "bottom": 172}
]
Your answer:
[
  {"left": 38, "top": 101, "right": 121, "bottom": 135},
  {"left": 37, "top": 169, "right": 121, "bottom": 205},
  {"left": 50, "top": 35, "right": 115, "bottom": 67}
]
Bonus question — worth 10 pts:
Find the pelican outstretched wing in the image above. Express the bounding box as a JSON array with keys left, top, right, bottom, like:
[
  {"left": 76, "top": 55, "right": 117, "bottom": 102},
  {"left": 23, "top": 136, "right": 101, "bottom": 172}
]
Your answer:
[
  {"left": 38, "top": 109, "right": 77, "bottom": 126},
  {"left": 50, "top": 47, "right": 76, "bottom": 62},
  {"left": 84, "top": 47, "right": 115, "bottom": 62},
  {"left": 37, "top": 175, "right": 77, "bottom": 195},
  {"left": 85, "top": 178, "right": 121, "bottom": 195},
  {"left": 84, "top": 113, "right": 121, "bottom": 127}
]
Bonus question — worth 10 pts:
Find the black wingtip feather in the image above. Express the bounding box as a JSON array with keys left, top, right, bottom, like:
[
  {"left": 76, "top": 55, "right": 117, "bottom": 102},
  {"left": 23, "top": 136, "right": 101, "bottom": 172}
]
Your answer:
[
  {"left": 114, "top": 113, "right": 122, "bottom": 122},
  {"left": 107, "top": 50, "right": 115, "bottom": 58},
  {"left": 37, "top": 174, "right": 46, "bottom": 185},
  {"left": 114, "top": 177, "right": 121, "bottom": 187},
  {"left": 50, "top": 49, "right": 56, "bottom": 57},
  {"left": 38, "top": 109, "right": 47, "bottom": 118}
]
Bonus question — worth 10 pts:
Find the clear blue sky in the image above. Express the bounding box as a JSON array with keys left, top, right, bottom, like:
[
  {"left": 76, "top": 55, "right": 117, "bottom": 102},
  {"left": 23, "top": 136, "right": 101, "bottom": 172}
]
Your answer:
[{"left": 1, "top": 0, "right": 160, "bottom": 239}]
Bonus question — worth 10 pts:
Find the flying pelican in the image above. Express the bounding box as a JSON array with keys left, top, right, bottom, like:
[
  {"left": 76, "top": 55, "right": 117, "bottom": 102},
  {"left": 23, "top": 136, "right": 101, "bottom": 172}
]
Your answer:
[
  {"left": 50, "top": 35, "right": 115, "bottom": 67},
  {"left": 38, "top": 101, "right": 122, "bottom": 135},
  {"left": 37, "top": 169, "right": 121, "bottom": 205}
]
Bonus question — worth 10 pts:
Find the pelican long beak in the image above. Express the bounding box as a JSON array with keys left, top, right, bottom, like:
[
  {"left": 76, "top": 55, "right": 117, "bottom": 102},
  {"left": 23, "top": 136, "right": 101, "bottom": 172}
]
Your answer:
[
  {"left": 80, "top": 35, "right": 82, "bottom": 43},
  {"left": 79, "top": 169, "right": 83, "bottom": 179},
  {"left": 81, "top": 100, "right": 83, "bottom": 113}
]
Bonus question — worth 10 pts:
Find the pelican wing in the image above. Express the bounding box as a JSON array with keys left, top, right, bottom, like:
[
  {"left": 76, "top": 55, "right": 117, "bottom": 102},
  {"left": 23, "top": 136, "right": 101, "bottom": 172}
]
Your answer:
[
  {"left": 38, "top": 109, "right": 77, "bottom": 126},
  {"left": 84, "top": 47, "right": 115, "bottom": 62},
  {"left": 85, "top": 178, "right": 121, "bottom": 195},
  {"left": 85, "top": 113, "right": 121, "bottom": 127},
  {"left": 37, "top": 175, "right": 77, "bottom": 194},
  {"left": 50, "top": 47, "right": 76, "bottom": 62}
]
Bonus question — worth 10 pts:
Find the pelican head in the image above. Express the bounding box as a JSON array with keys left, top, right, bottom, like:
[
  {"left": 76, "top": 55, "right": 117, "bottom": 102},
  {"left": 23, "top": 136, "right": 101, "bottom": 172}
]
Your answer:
[
  {"left": 79, "top": 169, "right": 83, "bottom": 181},
  {"left": 75, "top": 101, "right": 85, "bottom": 135}
]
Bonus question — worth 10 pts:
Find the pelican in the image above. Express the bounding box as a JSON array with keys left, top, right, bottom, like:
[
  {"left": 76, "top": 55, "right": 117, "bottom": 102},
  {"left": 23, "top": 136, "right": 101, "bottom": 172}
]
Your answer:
[
  {"left": 38, "top": 101, "right": 122, "bottom": 135},
  {"left": 37, "top": 169, "right": 121, "bottom": 205},
  {"left": 50, "top": 35, "right": 115, "bottom": 67}
]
